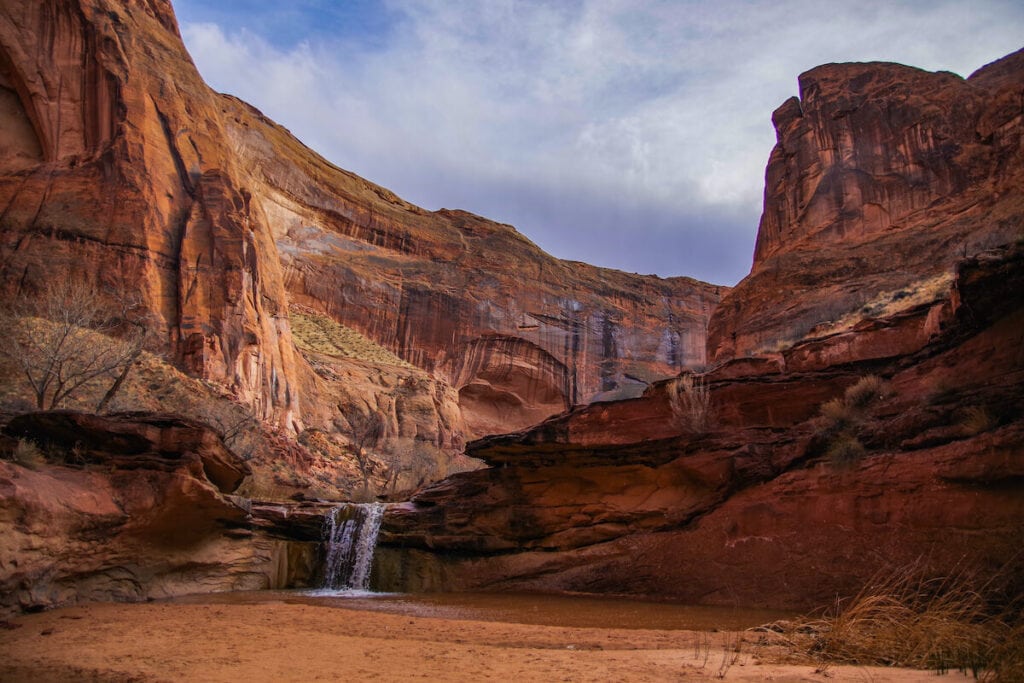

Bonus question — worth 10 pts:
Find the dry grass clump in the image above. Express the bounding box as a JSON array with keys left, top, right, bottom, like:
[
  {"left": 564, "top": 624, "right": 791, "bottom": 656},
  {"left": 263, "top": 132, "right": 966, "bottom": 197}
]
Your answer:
[
  {"left": 959, "top": 406, "right": 998, "bottom": 437},
  {"left": 774, "top": 564, "right": 1022, "bottom": 680},
  {"left": 813, "top": 375, "right": 889, "bottom": 468},
  {"left": 843, "top": 374, "right": 888, "bottom": 409},
  {"left": 824, "top": 433, "right": 866, "bottom": 468},
  {"left": 10, "top": 439, "right": 45, "bottom": 469},
  {"left": 667, "top": 373, "right": 714, "bottom": 435},
  {"left": 819, "top": 397, "right": 855, "bottom": 430},
  {"left": 289, "top": 308, "right": 415, "bottom": 369}
]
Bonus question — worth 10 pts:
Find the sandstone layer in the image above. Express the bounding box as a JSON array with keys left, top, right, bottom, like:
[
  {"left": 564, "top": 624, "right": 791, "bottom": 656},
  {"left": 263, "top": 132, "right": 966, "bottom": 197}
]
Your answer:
[
  {"left": 708, "top": 49, "right": 1024, "bottom": 361},
  {"left": 377, "top": 243, "right": 1024, "bottom": 610},
  {"left": 0, "top": 411, "right": 317, "bottom": 615},
  {"left": 0, "top": 0, "right": 722, "bottom": 461}
]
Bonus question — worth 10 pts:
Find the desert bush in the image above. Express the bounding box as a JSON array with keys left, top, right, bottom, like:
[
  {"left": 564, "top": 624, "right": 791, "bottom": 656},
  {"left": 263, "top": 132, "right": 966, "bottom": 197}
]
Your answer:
[
  {"left": 776, "top": 564, "right": 1021, "bottom": 679},
  {"left": 818, "top": 397, "right": 854, "bottom": 431},
  {"left": 814, "top": 375, "right": 889, "bottom": 468},
  {"left": 959, "top": 406, "right": 997, "bottom": 437},
  {"left": 825, "top": 433, "right": 866, "bottom": 468},
  {"left": 11, "top": 439, "right": 45, "bottom": 469},
  {"left": 668, "top": 373, "right": 714, "bottom": 434},
  {"left": 844, "top": 375, "right": 888, "bottom": 409}
]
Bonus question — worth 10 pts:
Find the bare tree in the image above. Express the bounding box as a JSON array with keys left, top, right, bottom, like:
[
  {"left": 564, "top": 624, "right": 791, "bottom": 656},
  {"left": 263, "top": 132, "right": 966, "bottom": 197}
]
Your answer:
[
  {"left": 334, "top": 408, "right": 384, "bottom": 498},
  {"left": 667, "top": 373, "right": 714, "bottom": 435},
  {"left": 0, "top": 279, "right": 148, "bottom": 411},
  {"left": 381, "top": 438, "right": 437, "bottom": 496}
]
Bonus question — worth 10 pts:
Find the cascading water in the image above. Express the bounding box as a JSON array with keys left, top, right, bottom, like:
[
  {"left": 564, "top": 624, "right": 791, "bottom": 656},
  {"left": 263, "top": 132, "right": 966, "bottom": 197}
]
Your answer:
[{"left": 321, "top": 502, "right": 386, "bottom": 591}]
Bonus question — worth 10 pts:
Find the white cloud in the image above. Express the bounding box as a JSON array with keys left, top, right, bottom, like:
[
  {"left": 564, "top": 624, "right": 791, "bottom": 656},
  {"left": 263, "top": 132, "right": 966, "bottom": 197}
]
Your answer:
[{"left": 179, "top": 0, "right": 1024, "bottom": 284}]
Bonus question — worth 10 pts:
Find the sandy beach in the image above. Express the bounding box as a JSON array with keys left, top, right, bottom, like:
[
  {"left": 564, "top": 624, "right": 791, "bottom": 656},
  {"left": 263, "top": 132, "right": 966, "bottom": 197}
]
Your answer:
[{"left": 0, "top": 598, "right": 971, "bottom": 682}]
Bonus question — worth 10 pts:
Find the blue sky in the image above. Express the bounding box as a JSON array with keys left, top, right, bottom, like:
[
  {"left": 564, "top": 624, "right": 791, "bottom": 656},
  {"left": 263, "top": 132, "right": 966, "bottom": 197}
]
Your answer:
[{"left": 173, "top": 0, "right": 1024, "bottom": 285}]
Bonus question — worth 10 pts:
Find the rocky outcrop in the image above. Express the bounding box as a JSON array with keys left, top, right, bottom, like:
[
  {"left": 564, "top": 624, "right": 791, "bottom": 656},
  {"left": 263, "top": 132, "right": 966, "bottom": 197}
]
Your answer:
[
  {"left": 231, "top": 104, "right": 723, "bottom": 435},
  {"left": 708, "top": 49, "right": 1024, "bottom": 361},
  {"left": 4, "top": 411, "right": 251, "bottom": 492},
  {"left": 0, "top": 411, "right": 317, "bottom": 615},
  {"left": 0, "top": 0, "right": 723, "bottom": 451},
  {"left": 376, "top": 245, "right": 1024, "bottom": 609},
  {"left": 0, "top": 0, "right": 304, "bottom": 430}
]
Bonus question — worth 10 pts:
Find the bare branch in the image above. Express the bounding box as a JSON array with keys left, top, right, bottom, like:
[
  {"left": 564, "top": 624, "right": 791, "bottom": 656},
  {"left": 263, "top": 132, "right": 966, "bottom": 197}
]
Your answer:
[
  {"left": 0, "top": 278, "right": 151, "bottom": 411},
  {"left": 667, "top": 373, "right": 714, "bottom": 435}
]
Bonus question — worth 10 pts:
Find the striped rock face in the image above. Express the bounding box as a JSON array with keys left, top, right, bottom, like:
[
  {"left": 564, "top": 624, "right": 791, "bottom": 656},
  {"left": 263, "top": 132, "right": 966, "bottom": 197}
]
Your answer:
[{"left": 0, "top": 0, "right": 721, "bottom": 445}]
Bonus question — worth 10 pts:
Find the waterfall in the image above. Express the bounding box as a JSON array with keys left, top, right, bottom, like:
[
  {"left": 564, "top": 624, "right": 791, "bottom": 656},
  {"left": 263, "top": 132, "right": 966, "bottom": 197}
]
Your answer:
[{"left": 321, "top": 502, "right": 386, "bottom": 591}]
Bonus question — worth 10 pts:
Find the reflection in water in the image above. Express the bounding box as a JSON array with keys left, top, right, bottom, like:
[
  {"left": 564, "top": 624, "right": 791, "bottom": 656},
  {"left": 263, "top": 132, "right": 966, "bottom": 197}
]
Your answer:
[{"left": 172, "top": 590, "right": 790, "bottom": 631}]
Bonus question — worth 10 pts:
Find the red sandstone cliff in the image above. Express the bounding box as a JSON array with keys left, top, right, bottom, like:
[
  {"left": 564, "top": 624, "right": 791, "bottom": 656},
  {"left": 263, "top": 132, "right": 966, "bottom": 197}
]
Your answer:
[
  {"left": 0, "top": 0, "right": 722, "bottom": 458},
  {"left": 376, "top": 50, "right": 1024, "bottom": 609},
  {"left": 0, "top": 0, "right": 304, "bottom": 429},
  {"left": 379, "top": 244, "right": 1024, "bottom": 609},
  {"left": 708, "top": 50, "right": 1024, "bottom": 361}
]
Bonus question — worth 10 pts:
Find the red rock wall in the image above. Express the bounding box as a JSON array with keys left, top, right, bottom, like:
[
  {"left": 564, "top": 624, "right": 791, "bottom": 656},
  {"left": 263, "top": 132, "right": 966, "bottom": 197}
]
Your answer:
[
  {"left": 0, "top": 0, "right": 304, "bottom": 429},
  {"left": 221, "top": 78, "right": 723, "bottom": 437},
  {"left": 378, "top": 246, "right": 1024, "bottom": 609},
  {"left": 709, "top": 49, "right": 1024, "bottom": 362},
  {"left": 0, "top": 0, "right": 722, "bottom": 441}
]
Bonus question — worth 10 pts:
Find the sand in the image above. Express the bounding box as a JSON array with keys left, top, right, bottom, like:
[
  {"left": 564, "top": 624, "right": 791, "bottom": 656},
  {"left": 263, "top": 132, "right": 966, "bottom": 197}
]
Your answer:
[{"left": 0, "top": 599, "right": 971, "bottom": 682}]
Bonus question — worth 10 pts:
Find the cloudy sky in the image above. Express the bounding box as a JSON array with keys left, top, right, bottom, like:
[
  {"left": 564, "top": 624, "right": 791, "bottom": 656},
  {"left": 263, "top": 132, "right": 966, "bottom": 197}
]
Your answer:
[{"left": 173, "top": 0, "right": 1024, "bottom": 285}]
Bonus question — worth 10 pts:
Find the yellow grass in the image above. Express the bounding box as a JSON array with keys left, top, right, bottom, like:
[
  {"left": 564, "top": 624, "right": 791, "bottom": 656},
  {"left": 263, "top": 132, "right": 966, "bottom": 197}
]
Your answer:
[
  {"left": 773, "top": 564, "right": 1022, "bottom": 680},
  {"left": 289, "top": 309, "right": 415, "bottom": 369},
  {"left": 816, "top": 271, "right": 954, "bottom": 337}
]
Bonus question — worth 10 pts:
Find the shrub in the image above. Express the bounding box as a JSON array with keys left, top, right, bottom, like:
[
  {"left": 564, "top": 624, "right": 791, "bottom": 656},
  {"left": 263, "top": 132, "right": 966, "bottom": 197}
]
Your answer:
[
  {"left": 668, "top": 374, "right": 714, "bottom": 434},
  {"left": 12, "top": 439, "right": 45, "bottom": 469},
  {"left": 844, "top": 375, "right": 888, "bottom": 409},
  {"left": 0, "top": 279, "right": 148, "bottom": 411},
  {"left": 826, "top": 433, "right": 866, "bottom": 468},
  {"left": 819, "top": 397, "right": 854, "bottom": 431},
  {"left": 814, "top": 375, "right": 889, "bottom": 468}
]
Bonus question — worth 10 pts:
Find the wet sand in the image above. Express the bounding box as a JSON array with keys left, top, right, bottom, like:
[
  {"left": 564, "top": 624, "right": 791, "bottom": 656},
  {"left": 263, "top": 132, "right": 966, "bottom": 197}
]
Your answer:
[{"left": 0, "top": 597, "right": 971, "bottom": 682}]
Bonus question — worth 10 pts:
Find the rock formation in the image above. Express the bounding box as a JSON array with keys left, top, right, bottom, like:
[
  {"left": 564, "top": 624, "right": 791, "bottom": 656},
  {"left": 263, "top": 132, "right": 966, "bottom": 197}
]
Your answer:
[
  {"left": 376, "top": 50, "right": 1024, "bottom": 609},
  {"left": 1, "top": 0, "right": 1020, "bottom": 617},
  {"left": 227, "top": 98, "right": 722, "bottom": 438},
  {"left": 708, "top": 49, "right": 1024, "bottom": 361},
  {"left": 378, "top": 244, "right": 1024, "bottom": 609},
  {"left": 0, "top": 411, "right": 317, "bottom": 615},
  {"left": 0, "top": 0, "right": 722, "bottom": 462}
]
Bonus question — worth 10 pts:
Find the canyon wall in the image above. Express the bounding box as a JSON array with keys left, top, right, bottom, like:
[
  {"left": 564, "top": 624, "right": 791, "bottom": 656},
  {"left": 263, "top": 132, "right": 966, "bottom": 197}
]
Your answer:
[
  {"left": 708, "top": 49, "right": 1024, "bottom": 361},
  {"left": 223, "top": 98, "right": 722, "bottom": 437},
  {"left": 378, "top": 245, "right": 1024, "bottom": 609},
  {"left": 0, "top": 0, "right": 722, "bottom": 451},
  {"left": 376, "top": 50, "right": 1024, "bottom": 608}
]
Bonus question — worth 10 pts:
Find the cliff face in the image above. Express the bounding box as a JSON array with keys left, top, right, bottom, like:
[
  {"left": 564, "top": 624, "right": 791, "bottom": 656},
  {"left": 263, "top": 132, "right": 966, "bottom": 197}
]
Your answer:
[
  {"left": 375, "top": 49, "right": 1024, "bottom": 608},
  {"left": 708, "top": 50, "right": 1024, "bottom": 361},
  {"left": 0, "top": 0, "right": 722, "bottom": 447},
  {"left": 223, "top": 97, "right": 722, "bottom": 437},
  {"left": 378, "top": 245, "right": 1024, "bottom": 609},
  {"left": 0, "top": 0, "right": 303, "bottom": 429}
]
